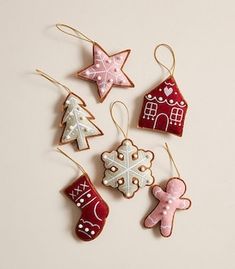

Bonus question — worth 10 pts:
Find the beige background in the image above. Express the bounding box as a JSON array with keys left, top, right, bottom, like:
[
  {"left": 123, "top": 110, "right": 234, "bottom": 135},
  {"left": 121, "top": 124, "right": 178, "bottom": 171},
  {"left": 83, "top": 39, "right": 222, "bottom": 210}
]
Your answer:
[{"left": 0, "top": 0, "right": 235, "bottom": 268}]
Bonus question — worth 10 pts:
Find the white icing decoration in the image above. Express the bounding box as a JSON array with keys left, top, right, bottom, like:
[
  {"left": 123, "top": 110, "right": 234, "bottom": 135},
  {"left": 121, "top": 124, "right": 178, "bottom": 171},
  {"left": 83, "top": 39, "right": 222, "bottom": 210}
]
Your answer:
[
  {"left": 145, "top": 96, "right": 186, "bottom": 107},
  {"left": 80, "top": 219, "right": 100, "bottom": 229},
  {"left": 164, "top": 81, "right": 175, "bottom": 86},
  {"left": 163, "top": 86, "right": 173, "bottom": 96}
]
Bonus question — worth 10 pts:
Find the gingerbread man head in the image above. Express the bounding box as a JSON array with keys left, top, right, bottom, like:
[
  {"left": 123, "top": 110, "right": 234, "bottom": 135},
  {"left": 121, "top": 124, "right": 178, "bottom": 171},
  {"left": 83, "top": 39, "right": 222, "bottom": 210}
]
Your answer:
[{"left": 166, "top": 177, "right": 186, "bottom": 198}]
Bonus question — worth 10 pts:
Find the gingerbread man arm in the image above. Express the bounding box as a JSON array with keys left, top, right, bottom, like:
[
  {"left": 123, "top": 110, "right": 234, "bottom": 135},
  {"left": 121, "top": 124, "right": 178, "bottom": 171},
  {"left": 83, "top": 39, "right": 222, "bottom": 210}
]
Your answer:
[
  {"left": 177, "top": 198, "right": 191, "bottom": 210},
  {"left": 152, "top": 185, "right": 168, "bottom": 200}
]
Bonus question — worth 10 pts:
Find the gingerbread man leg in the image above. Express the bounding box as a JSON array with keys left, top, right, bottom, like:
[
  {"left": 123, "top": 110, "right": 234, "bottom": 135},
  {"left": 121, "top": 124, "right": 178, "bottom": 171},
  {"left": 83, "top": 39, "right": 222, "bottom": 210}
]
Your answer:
[
  {"left": 160, "top": 214, "right": 174, "bottom": 237},
  {"left": 144, "top": 208, "right": 162, "bottom": 228}
]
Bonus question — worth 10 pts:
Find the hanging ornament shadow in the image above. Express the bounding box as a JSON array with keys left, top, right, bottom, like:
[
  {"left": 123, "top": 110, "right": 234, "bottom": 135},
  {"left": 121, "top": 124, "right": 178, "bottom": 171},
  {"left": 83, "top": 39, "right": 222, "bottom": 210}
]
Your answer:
[
  {"left": 138, "top": 44, "right": 188, "bottom": 137},
  {"left": 56, "top": 24, "right": 134, "bottom": 103}
]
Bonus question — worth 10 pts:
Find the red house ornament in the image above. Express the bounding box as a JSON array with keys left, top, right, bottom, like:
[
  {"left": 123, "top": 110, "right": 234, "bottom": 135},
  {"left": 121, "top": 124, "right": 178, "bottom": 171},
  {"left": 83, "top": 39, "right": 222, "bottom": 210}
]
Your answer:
[
  {"left": 138, "top": 44, "right": 188, "bottom": 137},
  {"left": 138, "top": 76, "right": 187, "bottom": 136}
]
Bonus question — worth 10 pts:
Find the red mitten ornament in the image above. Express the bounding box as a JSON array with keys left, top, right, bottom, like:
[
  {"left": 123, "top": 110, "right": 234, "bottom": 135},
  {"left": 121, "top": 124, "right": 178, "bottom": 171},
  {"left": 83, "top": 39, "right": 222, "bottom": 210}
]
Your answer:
[
  {"left": 138, "top": 44, "right": 188, "bottom": 137},
  {"left": 56, "top": 24, "right": 134, "bottom": 102},
  {"left": 64, "top": 174, "right": 109, "bottom": 241}
]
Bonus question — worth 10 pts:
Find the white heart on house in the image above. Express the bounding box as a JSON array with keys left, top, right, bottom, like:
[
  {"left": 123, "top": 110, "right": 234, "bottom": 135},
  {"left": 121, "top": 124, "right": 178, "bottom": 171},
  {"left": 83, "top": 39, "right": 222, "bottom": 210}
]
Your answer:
[{"left": 163, "top": 86, "right": 173, "bottom": 96}]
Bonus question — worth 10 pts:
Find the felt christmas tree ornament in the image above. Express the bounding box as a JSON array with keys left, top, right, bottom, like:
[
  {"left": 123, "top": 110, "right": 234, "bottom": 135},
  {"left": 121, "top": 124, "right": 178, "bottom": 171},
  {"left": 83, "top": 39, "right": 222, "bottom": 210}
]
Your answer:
[{"left": 36, "top": 70, "right": 103, "bottom": 151}]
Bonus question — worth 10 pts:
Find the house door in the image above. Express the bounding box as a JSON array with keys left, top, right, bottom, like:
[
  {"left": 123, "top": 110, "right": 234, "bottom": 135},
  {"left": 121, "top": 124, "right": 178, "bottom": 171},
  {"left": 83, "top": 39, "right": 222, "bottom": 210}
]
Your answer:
[{"left": 153, "top": 113, "right": 169, "bottom": 131}]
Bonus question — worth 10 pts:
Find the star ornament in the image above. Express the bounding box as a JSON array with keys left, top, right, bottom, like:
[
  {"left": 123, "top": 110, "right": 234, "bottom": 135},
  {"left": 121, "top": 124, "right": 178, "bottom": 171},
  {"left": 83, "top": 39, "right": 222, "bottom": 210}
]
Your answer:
[{"left": 77, "top": 43, "right": 134, "bottom": 102}]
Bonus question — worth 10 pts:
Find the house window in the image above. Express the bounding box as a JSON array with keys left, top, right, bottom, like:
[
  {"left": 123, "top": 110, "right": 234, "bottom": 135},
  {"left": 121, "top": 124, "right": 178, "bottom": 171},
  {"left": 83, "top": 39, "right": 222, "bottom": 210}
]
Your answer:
[
  {"left": 144, "top": 102, "right": 157, "bottom": 119},
  {"left": 170, "top": 107, "right": 183, "bottom": 123}
]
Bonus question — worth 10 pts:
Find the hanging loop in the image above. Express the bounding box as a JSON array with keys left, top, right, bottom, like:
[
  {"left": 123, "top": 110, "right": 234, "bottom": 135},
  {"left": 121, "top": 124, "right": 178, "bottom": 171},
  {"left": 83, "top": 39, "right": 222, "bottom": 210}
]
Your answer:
[
  {"left": 164, "top": 143, "right": 181, "bottom": 178},
  {"left": 36, "top": 69, "right": 71, "bottom": 94},
  {"left": 56, "top": 23, "right": 94, "bottom": 44},
  {"left": 57, "top": 147, "right": 86, "bottom": 175},
  {"left": 154, "top": 43, "right": 176, "bottom": 76},
  {"left": 110, "top": 101, "right": 129, "bottom": 139}
]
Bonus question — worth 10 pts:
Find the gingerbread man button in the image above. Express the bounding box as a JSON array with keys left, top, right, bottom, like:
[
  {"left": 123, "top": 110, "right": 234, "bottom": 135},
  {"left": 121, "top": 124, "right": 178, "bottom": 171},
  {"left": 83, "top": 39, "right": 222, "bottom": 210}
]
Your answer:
[{"left": 144, "top": 177, "right": 191, "bottom": 237}]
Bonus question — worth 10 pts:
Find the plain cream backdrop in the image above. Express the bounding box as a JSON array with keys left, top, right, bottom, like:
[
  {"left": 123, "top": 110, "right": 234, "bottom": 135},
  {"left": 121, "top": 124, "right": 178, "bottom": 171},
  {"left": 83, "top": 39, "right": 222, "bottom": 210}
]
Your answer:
[{"left": 0, "top": 0, "right": 234, "bottom": 268}]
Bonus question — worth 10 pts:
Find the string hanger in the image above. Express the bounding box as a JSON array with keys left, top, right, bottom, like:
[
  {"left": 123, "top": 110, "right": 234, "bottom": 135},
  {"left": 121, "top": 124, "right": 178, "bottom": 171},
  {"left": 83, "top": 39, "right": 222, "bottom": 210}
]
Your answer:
[
  {"left": 36, "top": 69, "right": 71, "bottom": 94},
  {"left": 154, "top": 43, "right": 176, "bottom": 76},
  {"left": 164, "top": 143, "right": 181, "bottom": 178},
  {"left": 56, "top": 23, "right": 95, "bottom": 44},
  {"left": 110, "top": 101, "right": 130, "bottom": 139},
  {"left": 57, "top": 147, "right": 86, "bottom": 175}
]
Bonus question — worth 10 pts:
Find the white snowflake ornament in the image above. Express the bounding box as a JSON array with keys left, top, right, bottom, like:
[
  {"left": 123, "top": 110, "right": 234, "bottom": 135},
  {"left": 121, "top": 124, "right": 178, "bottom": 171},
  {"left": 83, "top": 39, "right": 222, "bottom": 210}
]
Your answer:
[{"left": 101, "top": 139, "right": 155, "bottom": 198}]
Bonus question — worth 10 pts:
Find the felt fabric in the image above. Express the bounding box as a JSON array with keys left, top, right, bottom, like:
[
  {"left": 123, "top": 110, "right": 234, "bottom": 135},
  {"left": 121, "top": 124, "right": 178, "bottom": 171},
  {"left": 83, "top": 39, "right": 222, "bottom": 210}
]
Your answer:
[
  {"left": 60, "top": 93, "right": 103, "bottom": 151},
  {"left": 144, "top": 178, "right": 191, "bottom": 237},
  {"left": 101, "top": 139, "right": 154, "bottom": 199},
  {"left": 64, "top": 174, "right": 109, "bottom": 241},
  {"left": 138, "top": 76, "right": 188, "bottom": 136},
  {"left": 77, "top": 43, "right": 134, "bottom": 102}
]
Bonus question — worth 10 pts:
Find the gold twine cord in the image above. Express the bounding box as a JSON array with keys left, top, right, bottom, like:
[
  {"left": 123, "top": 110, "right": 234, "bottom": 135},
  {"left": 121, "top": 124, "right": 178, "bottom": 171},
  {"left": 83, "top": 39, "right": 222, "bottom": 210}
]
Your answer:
[
  {"left": 154, "top": 43, "right": 176, "bottom": 76},
  {"left": 164, "top": 143, "right": 181, "bottom": 178},
  {"left": 110, "top": 101, "right": 129, "bottom": 139},
  {"left": 56, "top": 23, "right": 94, "bottom": 44},
  {"left": 36, "top": 69, "right": 71, "bottom": 94},
  {"left": 57, "top": 147, "right": 86, "bottom": 175}
]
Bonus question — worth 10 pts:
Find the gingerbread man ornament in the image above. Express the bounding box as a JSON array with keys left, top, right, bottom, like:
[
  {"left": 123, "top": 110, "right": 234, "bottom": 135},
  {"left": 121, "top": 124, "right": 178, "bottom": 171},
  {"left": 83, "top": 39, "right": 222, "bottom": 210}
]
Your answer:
[
  {"left": 144, "top": 143, "right": 191, "bottom": 237},
  {"left": 144, "top": 178, "right": 191, "bottom": 237}
]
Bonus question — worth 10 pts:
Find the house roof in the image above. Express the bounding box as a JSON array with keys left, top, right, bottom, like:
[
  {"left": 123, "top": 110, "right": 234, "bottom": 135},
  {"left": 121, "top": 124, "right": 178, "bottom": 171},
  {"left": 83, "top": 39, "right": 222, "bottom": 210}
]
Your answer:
[{"left": 145, "top": 76, "right": 187, "bottom": 108}]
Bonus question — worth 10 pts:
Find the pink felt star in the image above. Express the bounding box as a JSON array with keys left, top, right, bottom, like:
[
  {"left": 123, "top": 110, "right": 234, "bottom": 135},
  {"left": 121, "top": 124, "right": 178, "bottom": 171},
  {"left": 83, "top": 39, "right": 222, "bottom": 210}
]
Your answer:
[{"left": 77, "top": 43, "right": 134, "bottom": 102}]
